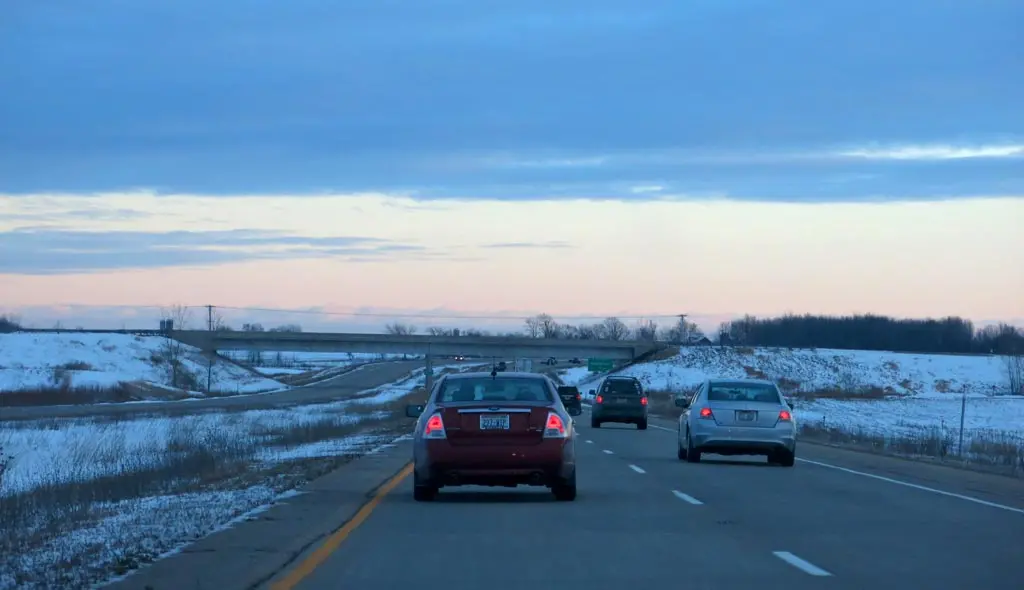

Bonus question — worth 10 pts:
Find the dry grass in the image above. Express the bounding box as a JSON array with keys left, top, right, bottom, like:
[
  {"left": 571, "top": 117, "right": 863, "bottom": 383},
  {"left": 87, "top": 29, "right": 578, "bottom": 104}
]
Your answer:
[
  {"left": 0, "top": 384, "right": 141, "bottom": 406},
  {"left": 798, "top": 422, "right": 1024, "bottom": 477},
  {"left": 0, "top": 390, "right": 425, "bottom": 588}
]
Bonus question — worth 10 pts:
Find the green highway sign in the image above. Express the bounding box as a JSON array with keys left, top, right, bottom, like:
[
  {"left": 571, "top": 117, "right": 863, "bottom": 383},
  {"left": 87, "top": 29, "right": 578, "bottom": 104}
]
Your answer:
[{"left": 588, "top": 358, "right": 614, "bottom": 372}]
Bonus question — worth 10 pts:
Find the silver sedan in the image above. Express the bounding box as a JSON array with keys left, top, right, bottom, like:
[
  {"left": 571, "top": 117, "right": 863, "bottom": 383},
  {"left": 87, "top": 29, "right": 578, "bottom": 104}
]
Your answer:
[{"left": 674, "top": 378, "right": 797, "bottom": 466}]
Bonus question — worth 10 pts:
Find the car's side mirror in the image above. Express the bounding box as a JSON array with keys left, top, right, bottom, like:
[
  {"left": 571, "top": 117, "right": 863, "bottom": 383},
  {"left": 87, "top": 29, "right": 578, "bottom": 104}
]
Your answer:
[
  {"left": 405, "top": 404, "right": 425, "bottom": 418},
  {"left": 674, "top": 398, "right": 690, "bottom": 408},
  {"left": 588, "top": 389, "right": 596, "bottom": 396},
  {"left": 567, "top": 406, "right": 582, "bottom": 417}
]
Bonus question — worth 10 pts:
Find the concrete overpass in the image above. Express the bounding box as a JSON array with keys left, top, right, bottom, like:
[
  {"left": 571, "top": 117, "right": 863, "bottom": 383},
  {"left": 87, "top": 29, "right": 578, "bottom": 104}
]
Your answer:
[{"left": 171, "top": 330, "right": 661, "bottom": 361}]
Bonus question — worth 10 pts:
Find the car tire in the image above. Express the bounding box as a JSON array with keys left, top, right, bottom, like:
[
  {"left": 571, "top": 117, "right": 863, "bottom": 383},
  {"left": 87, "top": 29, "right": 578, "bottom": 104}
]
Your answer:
[
  {"left": 591, "top": 418, "right": 601, "bottom": 428},
  {"left": 413, "top": 471, "right": 438, "bottom": 502},
  {"left": 685, "top": 431, "right": 702, "bottom": 463},
  {"left": 552, "top": 471, "right": 577, "bottom": 501},
  {"left": 637, "top": 419, "right": 648, "bottom": 430},
  {"left": 776, "top": 449, "right": 796, "bottom": 467},
  {"left": 677, "top": 431, "right": 688, "bottom": 460}
]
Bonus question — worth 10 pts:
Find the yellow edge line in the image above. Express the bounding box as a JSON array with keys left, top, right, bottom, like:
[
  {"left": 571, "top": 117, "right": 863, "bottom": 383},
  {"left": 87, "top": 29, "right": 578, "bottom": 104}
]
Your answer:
[{"left": 270, "top": 462, "right": 414, "bottom": 590}]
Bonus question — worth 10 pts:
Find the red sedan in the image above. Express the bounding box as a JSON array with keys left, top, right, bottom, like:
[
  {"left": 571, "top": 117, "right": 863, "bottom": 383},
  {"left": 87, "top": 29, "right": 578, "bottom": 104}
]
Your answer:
[{"left": 405, "top": 371, "right": 581, "bottom": 501}]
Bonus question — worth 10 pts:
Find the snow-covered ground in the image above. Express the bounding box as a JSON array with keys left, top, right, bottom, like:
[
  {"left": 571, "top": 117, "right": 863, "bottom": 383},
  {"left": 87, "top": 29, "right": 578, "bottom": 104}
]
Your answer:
[
  {"left": 0, "top": 332, "right": 286, "bottom": 395},
  {"left": 0, "top": 368, "right": 433, "bottom": 589},
  {"left": 558, "top": 346, "right": 1024, "bottom": 442}
]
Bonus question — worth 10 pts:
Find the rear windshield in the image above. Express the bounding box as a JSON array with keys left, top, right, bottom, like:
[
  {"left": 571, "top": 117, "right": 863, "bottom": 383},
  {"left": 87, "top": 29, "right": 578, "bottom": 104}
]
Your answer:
[
  {"left": 601, "top": 379, "right": 642, "bottom": 396},
  {"left": 437, "top": 377, "right": 554, "bottom": 403},
  {"left": 707, "top": 383, "right": 781, "bottom": 403},
  {"left": 557, "top": 386, "right": 579, "bottom": 395}
]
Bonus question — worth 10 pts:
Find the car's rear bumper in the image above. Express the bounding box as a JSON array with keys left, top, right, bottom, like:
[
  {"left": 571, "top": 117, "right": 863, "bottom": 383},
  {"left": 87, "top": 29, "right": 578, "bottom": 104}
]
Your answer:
[
  {"left": 417, "top": 438, "right": 574, "bottom": 486},
  {"left": 592, "top": 405, "right": 647, "bottom": 421},
  {"left": 691, "top": 423, "right": 796, "bottom": 454}
]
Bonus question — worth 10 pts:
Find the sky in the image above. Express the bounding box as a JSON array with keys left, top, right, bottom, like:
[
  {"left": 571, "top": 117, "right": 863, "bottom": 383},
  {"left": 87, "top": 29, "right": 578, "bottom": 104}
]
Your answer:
[{"left": 1, "top": 0, "right": 1022, "bottom": 333}]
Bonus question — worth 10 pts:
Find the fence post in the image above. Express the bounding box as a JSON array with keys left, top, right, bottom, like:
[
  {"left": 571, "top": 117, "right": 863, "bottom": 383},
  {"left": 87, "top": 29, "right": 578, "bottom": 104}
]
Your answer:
[{"left": 958, "top": 391, "right": 967, "bottom": 456}]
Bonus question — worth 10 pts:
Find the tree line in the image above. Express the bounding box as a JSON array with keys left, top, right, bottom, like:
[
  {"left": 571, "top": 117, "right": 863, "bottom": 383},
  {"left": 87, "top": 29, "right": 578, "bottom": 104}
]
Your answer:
[{"left": 386, "top": 313, "right": 1023, "bottom": 356}]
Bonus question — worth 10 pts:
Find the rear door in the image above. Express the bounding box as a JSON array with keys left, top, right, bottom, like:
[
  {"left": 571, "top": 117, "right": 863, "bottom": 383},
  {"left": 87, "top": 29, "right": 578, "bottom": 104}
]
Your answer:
[
  {"left": 600, "top": 379, "right": 644, "bottom": 409},
  {"left": 440, "top": 404, "right": 549, "bottom": 446}
]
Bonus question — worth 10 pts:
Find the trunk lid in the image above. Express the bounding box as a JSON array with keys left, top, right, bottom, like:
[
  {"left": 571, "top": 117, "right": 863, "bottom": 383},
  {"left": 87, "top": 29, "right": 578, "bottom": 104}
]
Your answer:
[
  {"left": 706, "top": 401, "right": 784, "bottom": 428},
  {"left": 439, "top": 403, "right": 550, "bottom": 446}
]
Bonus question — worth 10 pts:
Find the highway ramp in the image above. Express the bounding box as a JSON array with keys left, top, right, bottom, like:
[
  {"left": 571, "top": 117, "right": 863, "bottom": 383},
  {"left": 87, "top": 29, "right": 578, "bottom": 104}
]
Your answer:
[
  {"left": 108, "top": 411, "right": 1024, "bottom": 590},
  {"left": 0, "top": 360, "right": 432, "bottom": 420}
]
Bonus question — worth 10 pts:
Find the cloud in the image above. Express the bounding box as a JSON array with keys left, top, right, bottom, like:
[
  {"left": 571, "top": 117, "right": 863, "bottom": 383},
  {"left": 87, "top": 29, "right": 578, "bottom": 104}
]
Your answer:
[
  {"left": 481, "top": 241, "right": 572, "bottom": 249},
  {"left": 1, "top": 0, "right": 1021, "bottom": 201},
  {"left": 0, "top": 228, "right": 427, "bottom": 274}
]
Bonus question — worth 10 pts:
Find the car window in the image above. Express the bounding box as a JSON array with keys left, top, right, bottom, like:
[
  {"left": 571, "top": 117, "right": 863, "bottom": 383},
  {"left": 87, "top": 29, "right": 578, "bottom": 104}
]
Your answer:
[
  {"left": 707, "top": 383, "right": 781, "bottom": 403},
  {"left": 601, "top": 379, "right": 642, "bottom": 396},
  {"left": 437, "top": 377, "right": 554, "bottom": 403}
]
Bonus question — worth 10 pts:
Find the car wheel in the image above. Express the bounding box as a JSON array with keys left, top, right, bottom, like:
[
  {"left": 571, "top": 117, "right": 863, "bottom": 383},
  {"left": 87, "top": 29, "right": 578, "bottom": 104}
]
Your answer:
[
  {"left": 413, "top": 471, "right": 438, "bottom": 502},
  {"left": 677, "top": 434, "right": 688, "bottom": 460},
  {"left": 637, "top": 419, "right": 648, "bottom": 430},
  {"left": 591, "top": 418, "right": 601, "bottom": 428},
  {"left": 685, "top": 431, "right": 702, "bottom": 463},
  {"left": 776, "top": 448, "right": 796, "bottom": 467},
  {"left": 552, "top": 470, "right": 577, "bottom": 501}
]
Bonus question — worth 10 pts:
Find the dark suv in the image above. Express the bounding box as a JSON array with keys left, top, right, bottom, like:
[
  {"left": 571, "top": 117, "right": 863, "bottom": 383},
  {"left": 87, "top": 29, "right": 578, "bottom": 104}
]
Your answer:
[
  {"left": 556, "top": 385, "right": 582, "bottom": 414},
  {"left": 590, "top": 376, "right": 648, "bottom": 430}
]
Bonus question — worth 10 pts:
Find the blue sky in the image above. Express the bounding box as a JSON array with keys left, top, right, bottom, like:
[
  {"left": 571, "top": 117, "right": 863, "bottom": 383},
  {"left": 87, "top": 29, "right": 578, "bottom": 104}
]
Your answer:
[
  {"left": 1, "top": 0, "right": 1021, "bottom": 199},
  {"left": 1, "top": 1, "right": 1022, "bottom": 330}
]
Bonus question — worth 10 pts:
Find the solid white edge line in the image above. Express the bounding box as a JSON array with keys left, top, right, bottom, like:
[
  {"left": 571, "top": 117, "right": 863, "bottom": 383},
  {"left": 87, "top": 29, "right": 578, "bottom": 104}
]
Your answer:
[
  {"left": 585, "top": 439, "right": 593, "bottom": 444},
  {"left": 772, "top": 551, "right": 833, "bottom": 576},
  {"left": 628, "top": 464, "right": 646, "bottom": 474},
  {"left": 797, "top": 458, "right": 1024, "bottom": 515},
  {"left": 671, "top": 490, "right": 703, "bottom": 505},
  {"left": 602, "top": 449, "right": 614, "bottom": 455}
]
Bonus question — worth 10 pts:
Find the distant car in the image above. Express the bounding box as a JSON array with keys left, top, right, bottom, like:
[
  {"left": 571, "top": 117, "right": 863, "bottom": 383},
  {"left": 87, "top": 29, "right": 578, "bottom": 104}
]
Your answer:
[
  {"left": 569, "top": 358, "right": 582, "bottom": 365},
  {"left": 556, "top": 385, "right": 582, "bottom": 414},
  {"left": 590, "top": 376, "right": 648, "bottom": 430},
  {"left": 406, "top": 371, "right": 582, "bottom": 501},
  {"left": 545, "top": 357, "right": 558, "bottom": 366},
  {"left": 495, "top": 361, "right": 507, "bottom": 372},
  {"left": 675, "top": 378, "right": 796, "bottom": 466}
]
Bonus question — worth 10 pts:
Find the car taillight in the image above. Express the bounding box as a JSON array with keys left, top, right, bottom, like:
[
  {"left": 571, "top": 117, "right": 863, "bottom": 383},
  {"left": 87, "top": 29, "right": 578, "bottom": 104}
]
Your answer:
[
  {"left": 595, "top": 395, "right": 604, "bottom": 404},
  {"left": 640, "top": 397, "right": 648, "bottom": 406},
  {"left": 575, "top": 393, "right": 581, "bottom": 400},
  {"left": 424, "top": 413, "right": 447, "bottom": 439},
  {"left": 778, "top": 410, "right": 792, "bottom": 422},
  {"left": 698, "top": 407, "right": 714, "bottom": 419},
  {"left": 544, "top": 412, "right": 568, "bottom": 438}
]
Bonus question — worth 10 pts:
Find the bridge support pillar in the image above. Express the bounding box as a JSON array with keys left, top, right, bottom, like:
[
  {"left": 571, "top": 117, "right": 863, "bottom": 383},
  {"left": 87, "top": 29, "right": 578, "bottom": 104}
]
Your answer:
[{"left": 424, "top": 352, "right": 434, "bottom": 393}]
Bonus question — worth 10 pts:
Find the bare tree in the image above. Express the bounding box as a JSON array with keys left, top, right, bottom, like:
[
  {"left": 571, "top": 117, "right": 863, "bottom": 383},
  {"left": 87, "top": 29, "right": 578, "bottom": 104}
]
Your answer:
[
  {"left": 269, "top": 323, "right": 303, "bottom": 332},
  {"left": 602, "top": 317, "right": 630, "bottom": 341},
  {"left": 160, "top": 304, "right": 195, "bottom": 390},
  {"left": 385, "top": 322, "right": 417, "bottom": 335},
  {"left": 635, "top": 319, "right": 658, "bottom": 341},
  {"left": 0, "top": 314, "right": 22, "bottom": 333},
  {"left": 537, "top": 314, "right": 561, "bottom": 338},
  {"left": 524, "top": 316, "right": 542, "bottom": 338},
  {"left": 1006, "top": 353, "right": 1024, "bottom": 395},
  {"left": 427, "top": 326, "right": 454, "bottom": 336}
]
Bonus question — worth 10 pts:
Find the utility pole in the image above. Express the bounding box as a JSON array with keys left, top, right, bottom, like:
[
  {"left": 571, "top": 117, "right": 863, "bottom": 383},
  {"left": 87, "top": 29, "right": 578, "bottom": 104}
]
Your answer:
[
  {"left": 677, "top": 313, "right": 688, "bottom": 345},
  {"left": 206, "top": 305, "right": 214, "bottom": 393}
]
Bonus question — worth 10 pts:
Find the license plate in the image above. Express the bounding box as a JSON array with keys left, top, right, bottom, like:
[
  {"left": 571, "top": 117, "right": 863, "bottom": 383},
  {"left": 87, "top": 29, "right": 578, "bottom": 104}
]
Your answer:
[
  {"left": 479, "top": 414, "right": 510, "bottom": 430},
  {"left": 737, "top": 411, "right": 756, "bottom": 422}
]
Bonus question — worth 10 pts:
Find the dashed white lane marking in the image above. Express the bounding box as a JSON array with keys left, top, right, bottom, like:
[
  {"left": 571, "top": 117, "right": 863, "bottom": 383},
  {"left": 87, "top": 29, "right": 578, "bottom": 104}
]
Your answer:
[
  {"left": 797, "top": 459, "right": 1024, "bottom": 515},
  {"left": 671, "top": 490, "right": 703, "bottom": 505},
  {"left": 585, "top": 440, "right": 593, "bottom": 444},
  {"left": 772, "top": 551, "right": 833, "bottom": 577},
  {"left": 602, "top": 449, "right": 614, "bottom": 455},
  {"left": 628, "top": 464, "right": 646, "bottom": 474},
  {"left": 649, "top": 424, "right": 674, "bottom": 432}
]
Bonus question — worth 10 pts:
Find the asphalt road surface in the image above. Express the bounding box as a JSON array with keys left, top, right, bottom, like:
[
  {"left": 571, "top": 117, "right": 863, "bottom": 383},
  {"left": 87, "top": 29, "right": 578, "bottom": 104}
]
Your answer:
[
  {"left": 0, "top": 360, "right": 433, "bottom": 420},
  {"left": 265, "top": 412, "right": 1024, "bottom": 590}
]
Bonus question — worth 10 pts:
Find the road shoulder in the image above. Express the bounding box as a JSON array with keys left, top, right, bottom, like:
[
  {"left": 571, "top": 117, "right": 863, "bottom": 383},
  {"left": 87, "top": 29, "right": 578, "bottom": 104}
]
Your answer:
[{"left": 103, "top": 438, "right": 412, "bottom": 590}]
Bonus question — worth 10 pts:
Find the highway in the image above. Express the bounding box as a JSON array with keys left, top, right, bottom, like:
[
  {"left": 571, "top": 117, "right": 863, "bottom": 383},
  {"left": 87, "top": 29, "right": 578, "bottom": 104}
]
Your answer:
[
  {"left": 0, "top": 360, "right": 434, "bottom": 420},
  {"left": 110, "top": 408, "right": 1024, "bottom": 590}
]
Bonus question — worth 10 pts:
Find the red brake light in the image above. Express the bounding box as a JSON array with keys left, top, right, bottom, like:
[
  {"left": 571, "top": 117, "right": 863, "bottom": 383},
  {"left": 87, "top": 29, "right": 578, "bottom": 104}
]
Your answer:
[
  {"left": 595, "top": 395, "right": 604, "bottom": 404},
  {"left": 640, "top": 397, "right": 648, "bottom": 406},
  {"left": 543, "top": 412, "right": 568, "bottom": 438},
  {"left": 424, "top": 413, "right": 446, "bottom": 438},
  {"left": 778, "top": 410, "right": 792, "bottom": 422},
  {"left": 699, "top": 407, "right": 714, "bottom": 419},
  {"left": 575, "top": 393, "right": 581, "bottom": 400}
]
